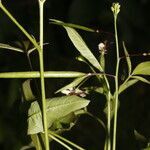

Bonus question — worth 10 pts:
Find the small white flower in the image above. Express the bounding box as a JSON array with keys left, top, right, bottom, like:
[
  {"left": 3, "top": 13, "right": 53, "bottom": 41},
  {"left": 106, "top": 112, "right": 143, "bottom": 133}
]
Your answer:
[
  {"left": 98, "top": 43, "right": 105, "bottom": 51},
  {"left": 98, "top": 42, "right": 107, "bottom": 54}
]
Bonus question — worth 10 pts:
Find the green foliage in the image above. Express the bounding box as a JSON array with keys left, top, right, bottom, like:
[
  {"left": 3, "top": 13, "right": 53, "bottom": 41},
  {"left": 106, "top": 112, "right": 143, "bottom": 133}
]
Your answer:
[
  {"left": 119, "top": 79, "right": 138, "bottom": 94},
  {"left": 132, "top": 61, "right": 150, "bottom": 75},
  {"left": 51, "top": 19, "right": 103, "bottom": 71},
  {"left": 50, "top": 19, "right": 95, "bottom": 32},
  {"left": 55, "top": 75, "right": 88, "bottom": 93},
  {"left": 28, "top": 95, "right": 90, "bottom": 134},
  {"left": 123, "top": 42, "right": 132, "bottom": 75},
  {"left": 131, "top": 76, "right": 150, "bottom": 84},
  {"left": 0, "top": 43, "right": 24, "bottom": 53},
  {"left": 0, "top": 1, "right": 149, "bottom": 150},
  {"left": 22, "top": 80, "right": 35, "bottom": 101}
]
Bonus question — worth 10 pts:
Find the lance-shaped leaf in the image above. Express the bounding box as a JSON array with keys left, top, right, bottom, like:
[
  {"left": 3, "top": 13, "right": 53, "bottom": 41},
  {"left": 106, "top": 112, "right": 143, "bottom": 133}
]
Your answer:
[
  {"left": 0, "top": 43, "right": 24, "bottom": 53},
  {"left": 64, "top": 27, "right": 103, "bottom": 71},
  {"left": 55, "top": 75, "right": 88, "bottom": 93},
  {"left": 118, "top": 79, "right": 138, "bottom": 94},
  {"left": 132, "top": 61, "right": 150, "bottom": 75},
  {"left": 28, "top": 95, "right": 90, "bottom": 134},
  {"left": 131, "top": 76, "right": 150, "bottom": 84},
  {"left": 51, "top": 20, "right": 102, "bottom": 71},
  {"left": 50, "top": 19, "right": 95, "bottom": 32},
  {"left": 123, "top": 42, "right": 132, "bottom": 75}
]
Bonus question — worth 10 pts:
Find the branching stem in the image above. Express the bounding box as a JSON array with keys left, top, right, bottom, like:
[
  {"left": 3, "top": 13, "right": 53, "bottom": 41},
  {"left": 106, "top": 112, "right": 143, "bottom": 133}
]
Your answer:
[{"left": 113, "top": 14, "right": 120, "bottom": 150}]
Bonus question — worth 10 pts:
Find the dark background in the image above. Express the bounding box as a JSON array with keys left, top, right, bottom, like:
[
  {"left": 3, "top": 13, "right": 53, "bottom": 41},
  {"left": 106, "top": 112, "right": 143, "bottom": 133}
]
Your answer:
[{"left": 0, "top": 0, "right": 150, "bottom": 150}]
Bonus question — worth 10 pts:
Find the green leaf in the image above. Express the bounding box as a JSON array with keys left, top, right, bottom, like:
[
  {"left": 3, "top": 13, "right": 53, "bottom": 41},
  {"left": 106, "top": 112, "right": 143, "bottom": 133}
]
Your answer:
[
  {"left": 51, "top": 19, "right": 102, "bottom": 71},
  {"left": 50, "top": 19, "right": 95, "bottom": 32},
  {"left": 94, "top": 87, "right": 104, "bottom": 94},
  {"left": 0, "top": 43, "right": 24, "bottom": 53},
  {"left": 46, "top": 96, "right": 90, "bottom": 128},
  {"left": 55, "top": 75, "right": 88, "bottom": 93},
  {"left": 131, "top": 76, "right": 150, "bottom": 84},
  {"left": 28, "top": 101, "right": 43, "bottom": 134},
  {"left": 119, "top": 79, "right": 138, "bottom": 94},
  {"left": 50, "top": 113, "right": 76, "bottom": 132},
  {"left": 123, "top": 42, "right": 132, "bottom": 75},
  {"left": 22, "top": 79, "right": 35, "bottom": 101},
  {"left": 132, "top": 61, "right": 150, "bottom": 75},
  {"left": 28, "top": 96, "right": 90, "bottom": 134},
  {"left": 65, "top": 27, "right": 102, "bottom": 71}
]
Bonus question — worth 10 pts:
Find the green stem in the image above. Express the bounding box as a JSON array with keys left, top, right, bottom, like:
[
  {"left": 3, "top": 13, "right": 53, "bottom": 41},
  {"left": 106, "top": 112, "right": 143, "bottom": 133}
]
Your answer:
[
  {"left": 106, "top": 91, "right": 111, "bottom": 150},
  {"left": 85, "top": 112, "right": 106, "bottom": 130},
  {"left": 48, "top": 134, "right": 73, "bottom": 150},
  {"left": 48, "top": 131, "right": 85, "bottom": 150},
  {"left": 113, "top": 15, "right": 120, "bottom": 150},
  {"left": 96, "top": 74, "right": 111, "bottom": 150},
  {"left": 0, "top": 2, "right": 40, "bottom": 51},
  {"left": 0, "top": 71, "right": 85, "bottom": 78},
  {"left": 38, "top": 0, "right": 49, "bottom": 150}
]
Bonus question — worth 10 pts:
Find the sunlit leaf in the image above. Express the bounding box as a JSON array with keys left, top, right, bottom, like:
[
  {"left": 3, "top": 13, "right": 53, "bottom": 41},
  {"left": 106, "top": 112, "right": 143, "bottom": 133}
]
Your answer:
[
  {"left": 118, "top": 79, "right": 138, "bottom": 94},
  {"left": 28, "top": 101, "right": 43, "bottom": 134},
  {"left": 0, "top": 43, "right": 24, "bottom": 52},
  {"left": 64, "top": 27, "right": 103, "bottom": 71},
  {"left": 132, "top": 61, "right": 150, "bottom": 75},
  {"left": 51, "top": 19, "right": 102, "bottom": 71},
  {"left": 28, "top": 96, "right": 90, "bottom": 134},
  {"left": 22, "top": 79, "right": 35, "bottom": 101},
  {"left": 50, "top": 19, "right": 95, "bottom": 32},
  {"left": 131, "top": 76, "right": 150, "bottom": 84},
  {"left": 55, "top": 75, "right": 88, "bottom": 93},
  {"left": 123, "top": 42, "right": 132, "bottom": 75}
]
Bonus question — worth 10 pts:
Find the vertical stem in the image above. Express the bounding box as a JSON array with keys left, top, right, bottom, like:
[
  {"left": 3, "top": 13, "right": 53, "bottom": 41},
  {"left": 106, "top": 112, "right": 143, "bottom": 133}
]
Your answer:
[
  {"left": 107, "top": 91, "right": 111, "bottom": 150},
  {"left": 38, "top": 0, "right": 49, "bottom": 150},
  {"left": 113, "top": 15, "right": 120, "bottom": 150}
]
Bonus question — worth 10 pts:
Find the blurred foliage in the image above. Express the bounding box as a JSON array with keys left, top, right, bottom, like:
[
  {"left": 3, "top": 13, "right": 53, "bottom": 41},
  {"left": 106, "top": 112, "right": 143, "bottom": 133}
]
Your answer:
[{"left": 0, "top": 0, "right": 150, "bottom": 149}]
